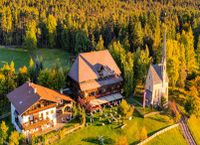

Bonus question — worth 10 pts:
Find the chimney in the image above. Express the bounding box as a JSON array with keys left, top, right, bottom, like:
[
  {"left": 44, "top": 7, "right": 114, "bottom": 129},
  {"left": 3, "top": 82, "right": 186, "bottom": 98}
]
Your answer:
[
  {"left": 60, "top": 88, "right": 63, "bottom": 94},
  {"left": 34, "top": 88, "right": 37, "bottom": 94}
]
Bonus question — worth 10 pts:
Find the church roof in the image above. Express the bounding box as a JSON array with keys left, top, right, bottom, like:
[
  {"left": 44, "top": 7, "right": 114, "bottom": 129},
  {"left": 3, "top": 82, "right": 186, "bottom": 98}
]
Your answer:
[
  {"left": 150, "top": 64, "right": 169, "bottom": 85},
  {"left": 68, "top": 50, "right": 121, "bottom": 83}
]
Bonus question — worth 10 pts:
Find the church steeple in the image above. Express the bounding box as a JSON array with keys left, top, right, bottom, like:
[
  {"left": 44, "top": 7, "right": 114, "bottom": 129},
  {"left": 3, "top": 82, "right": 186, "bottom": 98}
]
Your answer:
[{"left": 162, "top": 28, "right": 167, "bottom": 84}]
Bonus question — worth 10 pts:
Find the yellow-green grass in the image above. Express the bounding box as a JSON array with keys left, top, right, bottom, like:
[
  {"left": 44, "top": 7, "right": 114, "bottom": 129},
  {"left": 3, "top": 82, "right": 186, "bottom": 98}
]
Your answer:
[
  {"left": 187, "top": 116, "right": 200, "bottom": 145},
  {"left": 146, "top": 127, "right": 187, "bottom": 145},
  {"left": 56, "top": 110, "right": 174, "bottom": 145},
  {"left": 0, "top": 47, "right": 71, "bottom": 70}
]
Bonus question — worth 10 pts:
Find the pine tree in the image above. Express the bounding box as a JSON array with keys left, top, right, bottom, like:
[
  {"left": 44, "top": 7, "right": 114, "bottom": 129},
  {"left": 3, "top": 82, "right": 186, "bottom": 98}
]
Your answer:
[
  {"left": 23, "top": 20, "right": 37, "bottom": 53},
  {"left": 0, "top": 121, "right": 8, "bottom": 144},
  {"left": 166, "top": 39, "right": 180, "bottom": 87},
  {"left": 153, "top": 19, "right": 161, "bottom": 50},
  {"left": 9, "top": 131, "right": 19, "bottom": 145},
  {"left": 17, "top": 66, "right": 29, "bottom": 86},
  {"left": 75, "top": 30, "right": 89, "bottom": 54},
  {"left": 95, "top": 35, "right": 105, "bottom": 51},
  {"left": 122, "top": 52, "right": 134, "bottom": 98},
  {"left": 132, "top": 21, "right": 143, "bottom": 51},
  {"left": 109, "top": 41, "right": 126, "bottom": 70},
  {"left": 180, "top": 29, "right": 196, "bottom": 74},
  {"left": 46, "top": 14, "right": 57, "bottom": 48},
  {"left": 196, "top": 36, "right": 200, "bottom": 72},
  {"left": 177, "top": 43, "right": 187, "bottom": 87},
  {"left": 134, "top": 46, "right": 152, "bottom": 84}
]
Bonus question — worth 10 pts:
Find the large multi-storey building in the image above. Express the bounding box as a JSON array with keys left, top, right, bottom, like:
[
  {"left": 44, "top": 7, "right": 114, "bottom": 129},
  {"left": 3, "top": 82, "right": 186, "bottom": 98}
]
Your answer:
[{"left": 68, "top": 50, "right": 123, "bottom": 112}]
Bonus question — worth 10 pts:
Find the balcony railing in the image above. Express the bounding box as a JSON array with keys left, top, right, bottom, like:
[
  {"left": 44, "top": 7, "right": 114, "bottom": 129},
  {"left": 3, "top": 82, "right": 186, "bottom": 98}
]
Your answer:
[
  {"left": 24, "top": 103, "right": 57, "bottom": 115},
  {"left": 22, "top": 118, "right": 50, "bottom": 131}
]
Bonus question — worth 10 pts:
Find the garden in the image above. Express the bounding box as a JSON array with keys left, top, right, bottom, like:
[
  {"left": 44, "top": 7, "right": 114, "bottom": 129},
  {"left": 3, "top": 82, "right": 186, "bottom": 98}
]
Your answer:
[{"left": 57, "top": 105, "right": 175, "bottom": 145}]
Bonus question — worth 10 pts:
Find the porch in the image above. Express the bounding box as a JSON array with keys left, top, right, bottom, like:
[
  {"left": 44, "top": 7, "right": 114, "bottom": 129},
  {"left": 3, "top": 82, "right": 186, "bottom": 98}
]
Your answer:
[{"left": 88, "top": 93, "right": 123, "bottom": 112}]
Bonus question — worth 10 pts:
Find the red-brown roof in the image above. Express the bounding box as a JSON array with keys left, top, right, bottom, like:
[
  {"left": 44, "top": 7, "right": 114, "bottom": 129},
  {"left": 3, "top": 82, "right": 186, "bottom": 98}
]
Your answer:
[
  {"left": 80, "top": 76, "right": 123, "bottom": 91},
  {"left": 7, "top": 83, "right": 74, "bottom": 115},
  {"left": 68, "top": 50, "right": 121, "bottom": 83}
]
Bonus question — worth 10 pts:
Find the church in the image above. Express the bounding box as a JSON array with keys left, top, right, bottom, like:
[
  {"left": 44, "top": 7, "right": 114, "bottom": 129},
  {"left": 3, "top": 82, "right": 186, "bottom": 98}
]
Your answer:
[{"left": 145, "top": 31, "right": 169, "bottom": 107}]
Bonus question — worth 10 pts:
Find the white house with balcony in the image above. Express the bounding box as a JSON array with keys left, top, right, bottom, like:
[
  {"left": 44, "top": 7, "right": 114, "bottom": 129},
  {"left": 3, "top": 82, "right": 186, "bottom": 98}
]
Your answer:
[{"left": 7, "top": 82, "right": 74, "bottom": 137}]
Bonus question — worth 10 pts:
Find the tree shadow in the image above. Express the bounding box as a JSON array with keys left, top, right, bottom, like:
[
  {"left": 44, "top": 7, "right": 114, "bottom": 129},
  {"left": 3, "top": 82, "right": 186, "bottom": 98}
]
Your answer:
[
  {"left": 82, "top": 136, "right": 115, "bottom": 145},
  {"left": 148, "top": 116, "right": 169, "bottom": 123}
]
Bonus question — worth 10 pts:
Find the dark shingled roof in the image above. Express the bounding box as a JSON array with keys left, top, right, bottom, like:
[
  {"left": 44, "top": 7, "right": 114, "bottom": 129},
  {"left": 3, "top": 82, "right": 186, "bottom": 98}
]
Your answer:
[
  {"left": 150, "top": 64, "right": 169, "bottom": 84},
  {"left": 7, "top": 83, "right": 74, "bottom": 115},
  {"left": 68, "top": 50, "right": 121, "bottom": 83}
]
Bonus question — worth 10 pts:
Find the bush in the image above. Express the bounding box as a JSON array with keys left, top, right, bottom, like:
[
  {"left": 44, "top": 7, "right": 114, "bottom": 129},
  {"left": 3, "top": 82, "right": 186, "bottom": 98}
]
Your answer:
[
  {"left": 118, "top": 99, "right": 134, "bottom": 120},
  {"left": 138, "top": 127, "right": 148, "bottom": 141},
  {"left": 58, "top": 129, "right": 65, "bottom": 140},
  {"left": 115, "top": 136, "right": 128, "bottom": 145}
]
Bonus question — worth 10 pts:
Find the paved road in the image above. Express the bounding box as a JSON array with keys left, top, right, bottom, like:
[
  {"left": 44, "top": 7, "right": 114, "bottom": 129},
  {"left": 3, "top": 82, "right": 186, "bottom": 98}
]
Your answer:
[{"left": 179, "top": 116, "right": 197, "bottom": 145}]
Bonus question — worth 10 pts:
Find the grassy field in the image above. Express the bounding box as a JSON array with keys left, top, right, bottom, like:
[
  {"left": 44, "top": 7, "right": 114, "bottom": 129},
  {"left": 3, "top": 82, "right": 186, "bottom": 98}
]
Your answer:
[
  {"left": 56, "top": 107, "right": 174, "bottom": 145},
  {"left": 146, "top": 127, "right": 187, "bottom": 145},
  {"left": 0, "top": 47, "right": 71, "bottom": 70},
  {"left": 187, "top": 116, "right": 200, "bottom": 145}
]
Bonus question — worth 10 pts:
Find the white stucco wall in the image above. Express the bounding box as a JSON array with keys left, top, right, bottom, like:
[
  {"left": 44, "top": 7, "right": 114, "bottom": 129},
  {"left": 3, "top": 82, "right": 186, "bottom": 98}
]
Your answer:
[
  {"left": 11, "top": 103, "right": 57, "bottom": 136},
  {"left": 11, "top": 103, "right": 22, "bottom": 133},
  {"left": 152, "top": 82, "right": 168, "bottom": 105},
  {"left": 145, "top": 68, "right": 169, "bottom": 105}
]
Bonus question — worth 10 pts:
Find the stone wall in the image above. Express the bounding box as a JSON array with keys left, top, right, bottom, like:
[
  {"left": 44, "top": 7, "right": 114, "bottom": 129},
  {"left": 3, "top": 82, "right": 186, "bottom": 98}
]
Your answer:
[{"left": 137, "top": 124, "right": 179, "bottom": 145}]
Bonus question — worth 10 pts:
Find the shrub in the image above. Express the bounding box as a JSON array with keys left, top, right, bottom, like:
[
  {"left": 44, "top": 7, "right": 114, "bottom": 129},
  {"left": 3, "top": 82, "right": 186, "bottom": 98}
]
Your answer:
[
  {"left": 58, "top": 129, "right": 65, "bottom": 140},
  {"left": 118, "top": 99, "right": 134, "bottom": 120},
  {"left": 138, "top": 127, "right": 148, "bottom": 141},
  {"left": 115, "top": 136, "right": 128, "bottom": 145}
]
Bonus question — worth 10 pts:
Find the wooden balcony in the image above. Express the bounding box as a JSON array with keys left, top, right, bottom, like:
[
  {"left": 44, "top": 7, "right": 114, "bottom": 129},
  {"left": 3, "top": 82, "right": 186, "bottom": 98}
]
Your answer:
[
  {"left": 24, "top": 103, "right": 57, "bottom": 115},
  {"left": 22, "top": 118, "right": 51, "bottom": 131}
]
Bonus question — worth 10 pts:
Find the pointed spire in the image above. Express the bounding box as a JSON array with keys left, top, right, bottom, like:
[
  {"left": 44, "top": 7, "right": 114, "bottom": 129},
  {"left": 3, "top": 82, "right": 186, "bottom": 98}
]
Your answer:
[
  {"left": 162, "top": 28, "right": 166, "bottom": 64},
  {"left": 162, "top": 28, "right": 167, "bottom": 84}
]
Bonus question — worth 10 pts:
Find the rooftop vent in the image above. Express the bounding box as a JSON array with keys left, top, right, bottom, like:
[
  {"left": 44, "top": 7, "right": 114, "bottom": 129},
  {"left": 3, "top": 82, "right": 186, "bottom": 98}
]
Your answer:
[
  {"left": 60, "top": 88, "right": 63, "bottom": 94},
  {"left": 19, "top": 101, "right": 23, "bottom": 105},
  {"left": 34, "top": 88, "right": 37, "bottom": 94}
]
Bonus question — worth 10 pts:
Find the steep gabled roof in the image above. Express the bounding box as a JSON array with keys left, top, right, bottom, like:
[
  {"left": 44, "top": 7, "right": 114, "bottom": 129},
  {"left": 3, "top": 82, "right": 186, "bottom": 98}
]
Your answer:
[
  {"left": 68, "top": 50, "right": 121, "bottom": 83},
  {"left": 150, "top": 64, "right": 169, "bottom": 85},
  {"left": 7, "top": 83, "right": 74, "bottom": 115}
]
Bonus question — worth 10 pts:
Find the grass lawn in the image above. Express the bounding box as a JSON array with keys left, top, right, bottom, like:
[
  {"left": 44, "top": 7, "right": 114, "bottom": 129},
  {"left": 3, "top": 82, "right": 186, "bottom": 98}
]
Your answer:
[
  {"left": 0, "top": 47, "right": 71, "bottom": 70},
  {"left": 56, "top": 107, "right": 174, "bottom": 145},
  {"left": 187, "top": 116, "right": 200, "bottom": 145},
  {"left": 146, "top": 127, "right": 187, "bottom": 145}
]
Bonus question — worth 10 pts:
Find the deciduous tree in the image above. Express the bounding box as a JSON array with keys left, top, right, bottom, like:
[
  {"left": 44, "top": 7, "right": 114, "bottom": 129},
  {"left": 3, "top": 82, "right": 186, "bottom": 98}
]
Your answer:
[{"left": 0, "top": 121, "right": 8, "bottom": 144}]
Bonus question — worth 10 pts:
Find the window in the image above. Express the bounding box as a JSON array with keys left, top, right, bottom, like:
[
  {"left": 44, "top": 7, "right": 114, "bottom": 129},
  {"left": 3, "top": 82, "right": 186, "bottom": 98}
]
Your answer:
[
  {"left": 46, "top": 112, "right": 49, "bottom": 116},
  {"left": 51, "top": 110, "right": 54, "bottom": 114}
]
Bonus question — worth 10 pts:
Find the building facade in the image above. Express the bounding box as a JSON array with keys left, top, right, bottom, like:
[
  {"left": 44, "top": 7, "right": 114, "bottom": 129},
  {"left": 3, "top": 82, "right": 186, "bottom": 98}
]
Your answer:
[
  {"left": 145, "top": 31, "right": 169, "bottom": 106},
  {"left": 7, "top": 83, "right": 74, "bottom": 136},
  {"left": 68, "top": 50, "right": 123, "bottom": 112}
]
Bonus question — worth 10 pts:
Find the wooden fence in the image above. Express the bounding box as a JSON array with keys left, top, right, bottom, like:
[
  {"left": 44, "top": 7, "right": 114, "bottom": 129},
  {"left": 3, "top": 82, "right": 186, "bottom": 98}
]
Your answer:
[
  {"left": 137, "top": 124, "right": 179, "bottom": 145},
  {"left": 35, "top": 124, "right": 84, "bottom": 145}
]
